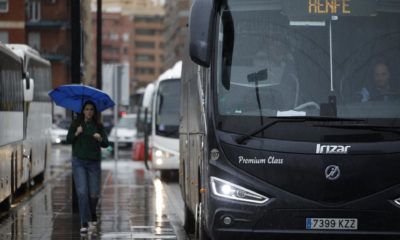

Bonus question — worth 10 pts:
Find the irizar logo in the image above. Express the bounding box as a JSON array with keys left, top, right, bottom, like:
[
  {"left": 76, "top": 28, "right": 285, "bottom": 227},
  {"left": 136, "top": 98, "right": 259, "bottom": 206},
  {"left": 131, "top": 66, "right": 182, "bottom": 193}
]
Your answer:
[{"left": 316, "top": 144, "right": 351, "bottom": 154}]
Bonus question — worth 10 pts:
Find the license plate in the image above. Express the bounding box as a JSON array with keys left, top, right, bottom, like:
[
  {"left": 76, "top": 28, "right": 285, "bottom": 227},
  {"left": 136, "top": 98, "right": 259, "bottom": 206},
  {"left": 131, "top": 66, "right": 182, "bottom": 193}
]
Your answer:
[{"left": 306, "top": 218, "right": 358, "bottom": 230}]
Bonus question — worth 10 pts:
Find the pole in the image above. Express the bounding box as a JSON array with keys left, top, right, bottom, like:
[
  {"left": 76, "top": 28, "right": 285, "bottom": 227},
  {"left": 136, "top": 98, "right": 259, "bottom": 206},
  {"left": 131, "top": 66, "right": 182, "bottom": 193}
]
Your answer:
[
  {"left": 71, "top": 0, "right": 81, "bottom": 213},
  {"left": 113, "top": 65, "right": 119, "bottom": 170},
  {"left": 71, "top": 0, "right": 81, "bottom": 84},
  {"left": 96, "top": 0, "right": 102, "bottom": 90},
  {"left": 144, "top": 108, "right": 150, "bottom": 170}
]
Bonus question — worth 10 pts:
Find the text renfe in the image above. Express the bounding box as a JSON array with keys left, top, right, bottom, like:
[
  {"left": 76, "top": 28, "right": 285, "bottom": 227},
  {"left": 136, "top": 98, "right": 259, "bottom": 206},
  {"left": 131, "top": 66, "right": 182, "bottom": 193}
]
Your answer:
[{"left": 309, "top": 0, "right": 351, "bottom": 14}]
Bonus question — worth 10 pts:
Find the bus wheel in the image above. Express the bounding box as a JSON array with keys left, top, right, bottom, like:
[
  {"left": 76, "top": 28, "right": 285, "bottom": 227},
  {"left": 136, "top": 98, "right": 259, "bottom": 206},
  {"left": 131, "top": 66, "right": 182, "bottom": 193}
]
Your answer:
[
  {"left": 183, "top": 203, "right": 195, "bottom": 234},
  {"left": 0, "top": 196, "right": 12, "bottom": 211},
  {"left": 195, "top": 202, "right": 210, "bottom": 240}
]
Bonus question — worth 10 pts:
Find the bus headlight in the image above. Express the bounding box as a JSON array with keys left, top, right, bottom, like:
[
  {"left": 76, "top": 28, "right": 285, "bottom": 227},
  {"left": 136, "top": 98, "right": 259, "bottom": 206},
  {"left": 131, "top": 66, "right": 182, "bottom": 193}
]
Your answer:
[
  {"left": 154, "top": 148, "right": 174, "bottom": 165},
  {"left": 155, "top": 149, "right": 164, "bottom": 165},
  {"left": 394, "top": 198, "right": 400, "bottom": 206},
  {"left": 210, "top": 176, "right": 269, "bottom": 204},
  {"left": 155, "top": 149, "right": 163, "bottom": 157}
]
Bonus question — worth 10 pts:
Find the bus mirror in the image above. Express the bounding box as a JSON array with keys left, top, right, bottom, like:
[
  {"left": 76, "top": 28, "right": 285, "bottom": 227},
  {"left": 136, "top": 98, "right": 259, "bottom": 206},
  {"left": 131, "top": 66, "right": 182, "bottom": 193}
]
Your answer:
[
  {"left": 189, "top": 0, "right": 214, "bottom": 67},
  {"left": 23, "top": 78, "right": 34, "bottom": 102}
]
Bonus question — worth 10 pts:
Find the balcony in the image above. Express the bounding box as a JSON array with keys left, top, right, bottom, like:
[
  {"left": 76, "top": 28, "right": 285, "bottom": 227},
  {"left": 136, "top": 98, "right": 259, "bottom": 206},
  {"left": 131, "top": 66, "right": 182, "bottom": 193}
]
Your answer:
[
  {"left": 40, "top": 44, "right": 70, "bottom": 61},
  {"left": 26, "top": 21, "right": 70, "bottom": 28}
]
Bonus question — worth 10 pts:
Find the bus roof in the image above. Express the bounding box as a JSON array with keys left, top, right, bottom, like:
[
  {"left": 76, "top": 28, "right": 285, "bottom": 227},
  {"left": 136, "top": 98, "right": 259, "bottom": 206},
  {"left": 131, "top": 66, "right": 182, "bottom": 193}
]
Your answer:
[
  {"left": 157, "top": 60, "right": 182, "bottom": 81},
  {"left": 0, "top": 42, "right": 21, "bottom": 63},
  {"left": 6, "top": 44, "right": 50, "bottom": 71}
]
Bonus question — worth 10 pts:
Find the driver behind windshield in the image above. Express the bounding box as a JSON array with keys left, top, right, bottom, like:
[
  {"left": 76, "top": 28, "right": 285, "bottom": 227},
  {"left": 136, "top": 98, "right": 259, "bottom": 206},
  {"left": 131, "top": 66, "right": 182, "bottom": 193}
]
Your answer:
[{"left": 360, "top": 61, "right": 397, "bottom": 102}]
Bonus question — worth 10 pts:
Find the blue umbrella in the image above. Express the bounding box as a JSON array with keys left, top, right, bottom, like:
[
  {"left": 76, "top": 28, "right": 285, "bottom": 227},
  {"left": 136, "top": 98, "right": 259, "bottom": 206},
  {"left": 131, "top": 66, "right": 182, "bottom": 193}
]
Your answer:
[{"left": 48, "top": 84, "right": 115, "bottom": 114}]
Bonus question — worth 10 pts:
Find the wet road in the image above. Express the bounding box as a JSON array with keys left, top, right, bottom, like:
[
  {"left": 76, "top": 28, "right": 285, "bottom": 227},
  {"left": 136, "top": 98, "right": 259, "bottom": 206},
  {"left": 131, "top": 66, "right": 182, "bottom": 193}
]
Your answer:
[{"left": 0, "top": 145, "right": 189, "bottom": 240}]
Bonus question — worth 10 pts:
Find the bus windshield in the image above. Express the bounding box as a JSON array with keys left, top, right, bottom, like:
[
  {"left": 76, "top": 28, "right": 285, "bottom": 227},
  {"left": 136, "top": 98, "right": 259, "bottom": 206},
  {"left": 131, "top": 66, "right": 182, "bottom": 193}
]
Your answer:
[
  {"left": 155, "top": 79, "right": 180, "bottom": 138},
  {"left": 216, "top": 0, "right": 400, "bottom": 141}
]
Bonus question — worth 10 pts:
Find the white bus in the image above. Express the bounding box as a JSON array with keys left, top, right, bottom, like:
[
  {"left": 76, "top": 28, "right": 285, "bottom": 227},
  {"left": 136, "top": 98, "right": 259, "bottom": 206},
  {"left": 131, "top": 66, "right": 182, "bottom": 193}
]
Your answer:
[
  {"left": 0, "top": 43, "right": 34, "bottom": 209},
  {"left": 8, "top": 44, "right": 52, "bottom": 187},
  {"left": 151, "top": 61, "right": 182, "bottom": 180}
]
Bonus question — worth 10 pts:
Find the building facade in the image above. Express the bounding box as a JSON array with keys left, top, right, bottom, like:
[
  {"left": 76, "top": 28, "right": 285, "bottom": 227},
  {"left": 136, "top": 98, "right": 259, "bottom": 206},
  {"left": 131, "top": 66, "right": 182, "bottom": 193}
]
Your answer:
[
  {"left": 162, "top": 0, "right": 193, "bottom": 69},
  {"left": 0, "top": 0, "right": 26, "bottom": 44},
  {"left": 91, "top": 10, "right": 134, "bottom": 93},
  {"left": 25, "top": 0, "right": 71, "bottom": 88},
  {"left": 132, "top": 13, "right": 164, "bottom": 89},
  {"left": 92, "top": 0, "right": 165, "bottom": 93}
]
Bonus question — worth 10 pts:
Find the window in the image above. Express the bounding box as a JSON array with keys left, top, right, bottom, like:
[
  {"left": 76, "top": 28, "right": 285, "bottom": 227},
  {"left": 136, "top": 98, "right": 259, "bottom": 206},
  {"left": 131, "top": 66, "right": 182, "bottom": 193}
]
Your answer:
[
  {"left": 155, "top": 79, "right": 180, "bottom": 138},
  {"left": 109, "top": 32, "right": 119, "bottom": 41},
  {"left": 135, "top": 67, "right": 154, "bottom": 75},
  {"left": 0, "top": 61, "right": 23, "bottom": 111},
  {"left": 0, "top": 31, "right": 8, "bottom": 43},
  {"left": 122, "top": 33, "right": 129, "bottom": 42},
  {"left": 135, "top": 54, "right": 155, "bottom": 61},
  {"left": 28, "top": 0, "right": 41, "bottom": 21},
  {"left": 0, "top": 0, "right": 8, "bottom": 12},
  {"left": 135, "top": 29, "right": 156, "bottom": 36},
  {"left": 103, "top": 45, "right": 120, "bottom": 54},
  {"left": 29, "top": 65, "right": 51, "bottom": 102},
  {"left": 135, "top": 16, "right": 163, "bottom": 23},
  {"left": 135, "top": 41, "right": 155, "bottom": 48},
  {"left": 28, "top": 32, "right": 40, "bottom": 51}
]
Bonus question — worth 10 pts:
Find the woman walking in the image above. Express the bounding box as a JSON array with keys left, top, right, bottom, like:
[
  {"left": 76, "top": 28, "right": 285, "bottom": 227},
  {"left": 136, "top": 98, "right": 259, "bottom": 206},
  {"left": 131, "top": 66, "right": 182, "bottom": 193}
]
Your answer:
[{"left": 66, "top": 101, "right": 109, "bottom": 233}]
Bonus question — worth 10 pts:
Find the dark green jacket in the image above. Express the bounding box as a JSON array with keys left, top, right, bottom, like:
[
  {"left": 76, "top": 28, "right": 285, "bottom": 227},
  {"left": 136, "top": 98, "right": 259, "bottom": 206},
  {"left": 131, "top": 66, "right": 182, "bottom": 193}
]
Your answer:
[{"left": 66, "top": 120, "right": 109, "bottom": 161}]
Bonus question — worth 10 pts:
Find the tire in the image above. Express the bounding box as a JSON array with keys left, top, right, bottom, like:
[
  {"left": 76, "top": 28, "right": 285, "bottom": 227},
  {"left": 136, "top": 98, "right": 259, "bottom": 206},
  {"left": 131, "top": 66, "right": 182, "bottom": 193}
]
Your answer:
[
  {"left": 0, "top": 196, "right": 12, "bottom": 211},
  {"left": 160, "top": 170, "right": 170, "bottom": 182},
  {"left": 196, "top": 202, "right": 211, "bottom": 240}
]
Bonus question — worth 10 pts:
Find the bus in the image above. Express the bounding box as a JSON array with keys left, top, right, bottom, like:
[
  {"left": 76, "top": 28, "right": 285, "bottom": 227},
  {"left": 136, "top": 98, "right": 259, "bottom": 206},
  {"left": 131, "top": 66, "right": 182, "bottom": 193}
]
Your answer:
[
  {"left": 8, "top": 44, "right": 52, "bottom": 188},
  {"left": 0, "top": 43, "right": 34, "bottom": 209},
  {"left": 132, "top": 82, "right": 154, "bottom": 164},
  {"left": 151, "top": 61, "right": 181, "bottom": 180},
  {"left": 180, "top": 0, "right": 400, "bottom": 239}
]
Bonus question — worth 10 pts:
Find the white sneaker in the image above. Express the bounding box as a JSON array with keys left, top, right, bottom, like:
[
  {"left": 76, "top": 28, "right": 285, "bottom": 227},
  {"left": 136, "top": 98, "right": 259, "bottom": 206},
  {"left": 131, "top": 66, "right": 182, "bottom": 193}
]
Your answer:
[
  {"left": 88, "top": 222, "right": 97, "bottom": 231},
  {"left": 80, "top": 223, "right": 89, "bottom": 233}
]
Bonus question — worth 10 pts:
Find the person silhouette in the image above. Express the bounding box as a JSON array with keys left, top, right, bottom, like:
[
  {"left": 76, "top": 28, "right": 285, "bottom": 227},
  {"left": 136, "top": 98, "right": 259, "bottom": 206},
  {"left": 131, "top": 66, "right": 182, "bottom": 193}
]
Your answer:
[
  {"left": 361, "top": 62, "right": 392, "bottom": 102},
  {"left": 66, "top": 101, "right": 109, "bottom": 233}
]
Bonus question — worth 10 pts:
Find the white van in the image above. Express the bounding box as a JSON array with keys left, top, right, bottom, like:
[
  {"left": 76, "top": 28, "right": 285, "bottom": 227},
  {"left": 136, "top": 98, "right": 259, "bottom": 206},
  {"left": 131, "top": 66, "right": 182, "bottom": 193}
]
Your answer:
[{"left": 108, "top": 114, "right": 137, "bottom": 148}]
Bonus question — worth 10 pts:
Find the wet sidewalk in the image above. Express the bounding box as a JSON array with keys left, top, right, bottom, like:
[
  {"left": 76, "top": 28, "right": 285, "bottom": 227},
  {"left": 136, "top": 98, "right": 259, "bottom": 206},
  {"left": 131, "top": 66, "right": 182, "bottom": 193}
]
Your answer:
[{"left": 0, "top": 147, "right": 188, "bottom": 240}]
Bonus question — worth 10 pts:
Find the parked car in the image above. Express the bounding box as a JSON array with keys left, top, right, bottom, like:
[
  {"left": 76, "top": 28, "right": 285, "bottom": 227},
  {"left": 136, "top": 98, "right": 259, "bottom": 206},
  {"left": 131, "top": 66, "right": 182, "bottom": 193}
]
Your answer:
[
  {"left": 108, "top": 114, "right": 137, "bottom": 148},
  {"left": 50, "top": 124, "right": 68, "bottom": 144}
]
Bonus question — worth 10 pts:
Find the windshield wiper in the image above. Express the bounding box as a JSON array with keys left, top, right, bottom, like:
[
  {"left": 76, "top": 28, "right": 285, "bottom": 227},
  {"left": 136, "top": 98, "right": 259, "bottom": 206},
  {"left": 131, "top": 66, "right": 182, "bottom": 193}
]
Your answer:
[
  {"left": 236, "top": 116, "right": 365, "bottom": 144},
  {"left": 313, "top": 123, "right": 400, "bottom": 135}
]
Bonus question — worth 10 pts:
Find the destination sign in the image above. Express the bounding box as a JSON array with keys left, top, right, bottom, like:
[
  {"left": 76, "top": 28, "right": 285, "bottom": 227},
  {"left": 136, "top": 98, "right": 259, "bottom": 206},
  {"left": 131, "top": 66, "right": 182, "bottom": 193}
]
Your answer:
[
  {"left": 283, "top": 0, "right": 377, "bottom": 20},
  {"left": 308, "top": 0, "right": 351, "bottom": 15}
]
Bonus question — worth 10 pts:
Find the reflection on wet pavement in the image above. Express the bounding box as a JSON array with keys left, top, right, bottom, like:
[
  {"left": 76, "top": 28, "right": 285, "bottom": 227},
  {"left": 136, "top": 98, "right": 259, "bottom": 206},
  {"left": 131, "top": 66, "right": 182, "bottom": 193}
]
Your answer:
[{"left": 0, "top": 145, "right": 188, "bottom": 240}]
